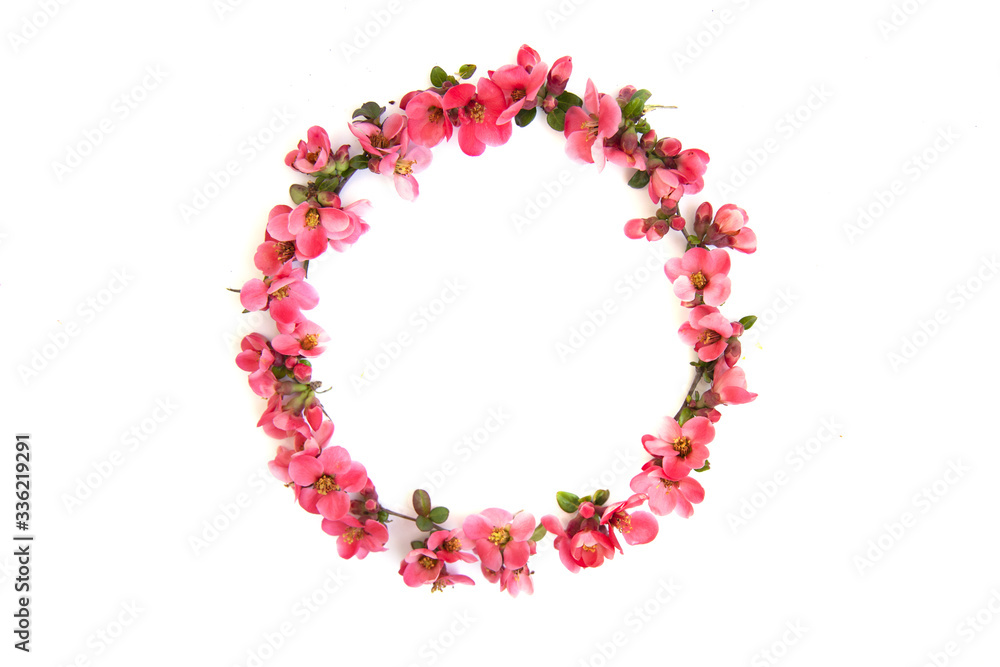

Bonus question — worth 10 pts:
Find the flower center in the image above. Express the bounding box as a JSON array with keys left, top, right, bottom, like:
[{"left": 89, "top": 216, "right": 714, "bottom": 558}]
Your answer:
[
  {"left": 672, "top": 436, "right": 692, "bottom": 457},
  {"left": 581, "top": 544, "right": 597, "bottom": 553},
  {"left": 313, "top": 474, "right": 340, "bottom": 495},
  {"left": 488, "top": 527, "right": 510, "bottom": 546},
  {"left": 427, "top": 106, "right": 443, "bottom": 123},
  {"left": 394, "top": 159, "right": 414, "bottom": 175},
  {"left": 371, "top": 132, "right": 391, "bottom": 149},
  {"left": 612, "top": 514, "right": 632, "bottom": 533},
  {"left": 699, "top": 330, "right": 721, "bottom": 345},
  {"left": 342, "top": 527, "right": 364, "bottom": 545},
  {"left": 468, "top": 101, "right": 486, "bottom": 123},
  {"left": 271, "top": 286, "right": 290, "bottom": 300},
  {"left": 300, "top": 334, "right": 319, "bottom": 351},
  {"left": 304, "top": 208, "right": 321, "bottom": 229},
  {"left": 306, "top": 150, "right": 320, "bottom": 163},
  {"left": 690, "top": 271, "right": 708, "bottom": 289},
  {"left": 419, "top": 555, "right": 437, "bottom": 569},
  {"left": 431, "top": 580, "right": 446, "bottom": 593},
  {"left": 510, "top": 88, "right": 526, "bottom": 102},
  {"left": 275, "top": 241, "right": 295, "bottom": 263},
  {"left": 443, "top": 537, "right": 462, "bottom": 552}
]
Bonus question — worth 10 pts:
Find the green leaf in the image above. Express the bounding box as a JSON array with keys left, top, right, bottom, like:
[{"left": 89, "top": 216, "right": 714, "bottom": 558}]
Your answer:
[
  {"left": 623, "top": 89, "right": 652, "bottom": 117},
  {"left": 289, "top": 184, "right": 309, "bottom": 205},
  {"left": 514, "top": 106, "right": 537, "bottom": 127},
  {"left": 592, "top": 489, "right": 610, "bottom": 505},
  {"left": 627, "top": 170, "right": 650, "bottom": 189},
  {"left": 556, "top": 491, "right": 581, "bottom": 514},
  {"left": 428, "top": 506, "right": 450, "bottom": 523},
  {"left": 739, "top": 315, "right": 758, "bottom": 331},
  {"left": 694, "top": 461, "right": 711, "bottom": 473},
  {"left": 546, "top": 107, "right": 566, "bottom": 132},
  {"left": 412, "top": 490, "right": 432, "bottom": 517},
  {"left": 410, "top": 540, "right": 427, "bottom": 550},
  {"left": 556, "top": 91, "right": 583, "bottom": 111},
  {"left": 530, "top": 524, "right": 547, "bottom": 543},
  {"left": 430, "top": 66, "right": 448, "bottom": 87},
  {"left": 677, "top": 406, "right": 695, "bottom": 426},
  {"left": 352, "top": 101, "right": 384, "bottom": 121},
  {"left": 458, "top": 63, "right": 477, "bottom": 80},
  {"left": 415, "top": 515, "right": 434, "bottom": 532},
  {"left": 348, "top": 155, "right": 370, "bottom": 171}
]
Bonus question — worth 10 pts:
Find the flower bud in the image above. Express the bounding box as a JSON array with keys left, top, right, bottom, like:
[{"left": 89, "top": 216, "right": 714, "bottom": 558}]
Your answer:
[
  {"left": 293, "top": 362, "right": 312, "bottom": 383},
  {"left": 518, "top": 44, "right": 541, "bottom": 70},
  {"left": 542, "top": 94, "right": 559, "bottom": 114},
  {"left": 724, "top": 338, "right": 742, "bottom": 368},
  {"left": 655, "top": 137, "right": 683, "bottom": 158},
  {"left": 640, "top": 130, "right": 658, "bottom": 151},
  {"left": 578, "top": 502, "right": 596, "bottom": 519},
  {"left": 621, "top": 126, "right": 639, "bottom": 155},
  {"left": 670, "top": 215, "right": 687, "bottom": 231},
  {"left": 617, "top": 85, "right": 637, "bottom": 107},
  {"left": 333, "top": 144, "right": 351, "bottom": 172},
  {"left": 547, "top": 55, "right": 572, "bottom": 96}
]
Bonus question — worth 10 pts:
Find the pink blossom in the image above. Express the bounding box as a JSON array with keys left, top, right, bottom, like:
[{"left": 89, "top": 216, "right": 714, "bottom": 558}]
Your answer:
[
  {"left": 266, "top": 201, "right": 369, "bottom": 261},
  {"left": 624, "top": 216, "right": 672, "bottom": 242},
  {"left": 377, "top": 143, "right": 432, "bottom": 201},
  {"left": 705, "top": 360, "right": 758, "bottom": 406},
  {"left": 442, "top": 79, "right": 513, "bottom": 157},
  {"left": 665, "top": 247, "right": 732, "bottom": 306},
  {"left": 426, "top": 529, "right": 477, "bottom": 564},
  {"left": 404, "top": 91, "right": 452, "bottom": 147},
  {"left": 322, "top": 516, "right": 388, "bottom": 559},
  {"left": 642, "top": 416, "right": 715, "bottom": 480},
  {"left": 647, "top": 167, "right": 685, "bottom": 207},
  {"left": 516, "top": 44, "right": 541, "bottom": 70},
  {"left": 601, "top": 494, "right": 659, "bottom": 551},
  {"left": 348, "top": 113, "right": 406, "bottom": 158},
  {"left": 499, "top": 564, "right": 534, "bottom": 597},
  {"left": 254, "top": 230, "right": 297, "bottom": 275},
  {"left": 285, "top": 126, "right": 332, "bottom": 174},
  {"left": 272, "top": 320, "right": 328, "bottom": 358},
  {"left": 542, "top": 515, "right": 616, "bottom": 571},
  {"left": 490, "top": 56, "right": 548, "bottom": 120},
  {"left": 431, "top": 568, "right": 475, "bottom": 592},
  {"left": 288, "top": 445, "right": 367, "bottom": 520},
  {"left": 648, "top": 137, "right": 710, "bottom": 198},
  {"left": 462, "top": 508, "right": 535, "bottom": 572},
  {"left": 630, "top": 464, "right": 706, "bottom": 518},
  {"left": 240, "top": 264, "right": 318, "bottom": 327},
  {"left": 235, "top": 333, "right": 277, "bottom": 398},
  {"left": 678, "top": 305, "right": 735, "bottom": 362},
  {"left": 400, "top": 548, "right": 444, "bottom": 587},
  {"left": 546, "top": 55, "right": 573, "bottom": 97},
  {"left": 705, "top": 203, "right": 757, "bottom": 254},
  {"left": 564, "top": 79, "right": 622, "bottom": 170}
]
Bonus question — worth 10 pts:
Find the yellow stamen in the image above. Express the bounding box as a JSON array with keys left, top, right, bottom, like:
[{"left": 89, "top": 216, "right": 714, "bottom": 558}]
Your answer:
[
  {"left": 690, "top": 271, "right": 708, "bottom": 290},
  {"left": 304, "top": 208, "right": 321, "bottom": 229},
  {"left": 313, "top": 475, "right": 340, "bottom": 495},
  {"left": 672, "top": 436, "right": 692, "bottom": 457}
]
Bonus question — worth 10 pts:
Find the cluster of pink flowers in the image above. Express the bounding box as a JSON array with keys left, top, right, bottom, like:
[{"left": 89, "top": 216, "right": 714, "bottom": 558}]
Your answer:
[{"left": 233, "top": 43, "right": 759, "bottom": 595}]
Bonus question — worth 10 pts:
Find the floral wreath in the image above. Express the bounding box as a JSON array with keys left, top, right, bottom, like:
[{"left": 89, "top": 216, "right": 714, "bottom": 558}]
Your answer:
[{"left": 233, "top": 45, "right": 759, "bottom": 596}]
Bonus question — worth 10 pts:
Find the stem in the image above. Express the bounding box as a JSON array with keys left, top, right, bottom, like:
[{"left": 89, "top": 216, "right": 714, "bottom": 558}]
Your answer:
[
  {"left": 380, "top": 507, "right": 445, "bottom": 531},
  {"left": 674, "top": 367, "right": 704, "bottom": 421}
]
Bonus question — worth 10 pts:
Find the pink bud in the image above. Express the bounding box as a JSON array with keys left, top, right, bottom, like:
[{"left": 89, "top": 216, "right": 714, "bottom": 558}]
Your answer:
[
  {"left": 518, "top": 44, "right": 541, "bottom": 70},
  {"left": 333, "top": 144, "right": 351, "bottom": 170},
  {"left": 293, "top": 363, "right": 312, "bottom": 382},
  {"left": 617, "top": 85, "right": 637, "bottom": 106},
  {"left": 670, "top": 215, "right": 687, "bottom": 231},
  {"left": 546, "top": 55, "right": 572, "bottom": 96},
  {"left": 542, "top": 94, "right": 559, "bottom": 114},
  {"left": 578, "top": 502, "right": 595, "bottom": 519},
  {"left": 640, "top": 130, "right": 658, "bottom": 151},
  {"left": 655, "top": 137, "right": 683, "bottom": 157}
]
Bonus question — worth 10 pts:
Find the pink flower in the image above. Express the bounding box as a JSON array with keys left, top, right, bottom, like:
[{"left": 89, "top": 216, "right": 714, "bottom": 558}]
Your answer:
[
  {"left": 400, "top": 548, "right": 444, "bottom": 587},
  {"left": 431, "top": 568, "right": 475, "bottom": 592},
  {"left": 285, "top": 126, "right": 332, "bottom": 174},
  {"left": 322, "top": 516, "right": 388, "bottom": 559},
  {"left": 288, "top": 445, "right": 367, "bottom": 520},
  {"left": 601, "top": 494, "right": 659, "bottom": 551},
  {"left": 272, "top": 320, "right": 329, "bottom": 358},
  {"left": 516, "top": 44, "right": 541, "bottom": 70},
  {"left": 404, "top": 91, "right": 452, "bottom": 147},
  {"left": 235, "top": 333, "right": 277, "bottom": 398},
  {"left": 240, "top": 264, "right": 319, "bottom": 327},
  {"left": 665, "top": 247, "right": 732, "bottom": 307},
  {"left": 647, "top": 167, "right": 685, "bottom": 208},
  {"left": 443, "top": 78, "right": 514, "bottom": 157},
  {"left": 642, "top": 416, "right": 714, "bottom": 480},
  {"left": 564, "top": 79, "right": 622, "bottom": 170},
  {"left": 254, "top": 230, "right": 297, "bottom": 275},
  {"left": 541, "top": 515, "right": 615, "bottom": 571},
  {"left": 348, "top": 113, "right": 407, "bottom": 158},
  {"left": 378, "top": 143, "right": 432, "bottom": 201},
  {"left": 499, "top": 564, "right": 534, "bottom": 597},
  {"left": 426, "top": 529, "right": 477, "bottom": 564},
  {"left": 678, "top": 305, "right": 735, "bottom": 362},
  {"left": 630, "top": 464, "right": 706, "bottom": 518},
  {"left": 704, "top": 203, "right": 757, "bottom": 254},
  {"left": 266, "top": 201, "right": 368, "bottom": 261},
  {"left": 648, "top": 138, "right": 710, "bottom": 199},
  {"left": 490, "top": 55, "right": 548, "bottom": 119},
  {"left": 462, "top": 508, "right": 535, "bottom": 572},
  {"left": 624, "top": 216, "right": 671, "bottom": 242},
  {"left": 706, "top": 361, "right": 758, "bottom": 406},
  {"left": 546, "top": 55, "right": 573, "bottom": 97}
]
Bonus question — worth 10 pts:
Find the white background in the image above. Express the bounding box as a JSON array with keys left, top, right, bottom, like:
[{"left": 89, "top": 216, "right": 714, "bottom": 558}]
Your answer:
[{"left": 2, "top": 0, "right": 999, "bottom": 665}]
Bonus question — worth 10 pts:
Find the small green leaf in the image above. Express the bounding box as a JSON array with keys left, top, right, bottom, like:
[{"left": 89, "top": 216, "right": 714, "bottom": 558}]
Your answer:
[
  {"left": 556, "top": 91, "right": 583, "bottom": 110},
  {"left": 352, "top": 101, "right": 384, "bottom": 121},
  {"left": 458, "top": 63, "right": 477, "bottom": 80},
  {"left": 635, "top": 119, "right": 651, "bottom": 133},
  {"left": 530, "top": 524, "right": 547, "bottom": 543},
  {"left": 289, "top": 184, "right": 309, "bottom": 205},
  {"left": 515, "top": 106, "right": 537, "bottom": 127},
  {"left": 415, "top": 515, "right": 434, "bottom": 532},
  {"left": 739, "top": 315, "right": 758, "bottom": 331},
  {"left": 677, "top": 406, "right": 695, "bottom": 426},
  {"left": 546, "top": 107, "right": 566, "bottom": 132},
  {"left": 694, "top": 460, "right": 711, "bottom": 473},
  {"left": 412, "top": 490, "right": 432, "bottom": 517},
  {"left": 593, "top": 489, "right": 610, "bottom": 505},
  {"left": 556, "top": 491, "right": 581, "bottom": 513},
  {"left": 627, "top": 170, "right": 650, "bottom": 189},
  {"left": 410, "top": 540, "right": 427, "bottom": 550},
  {"left": 623, "top": 89, "right": 652, "bottom": 117},
  {"left": 430, "top": 66, "right": 448, "bottom": 87},
  {"left": 348, "top": 155, "right": 370, "bottom": 170},
  {"left": 428, "top": 506, "right": 450, "bottom": 523}
]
